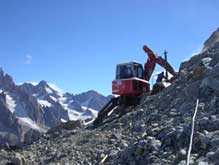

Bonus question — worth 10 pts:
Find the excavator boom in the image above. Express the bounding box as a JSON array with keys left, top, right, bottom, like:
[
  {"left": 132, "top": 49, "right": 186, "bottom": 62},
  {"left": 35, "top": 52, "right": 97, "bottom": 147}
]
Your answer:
[{"left": 143, "top": 45, "right": 176, "bottom": 81}]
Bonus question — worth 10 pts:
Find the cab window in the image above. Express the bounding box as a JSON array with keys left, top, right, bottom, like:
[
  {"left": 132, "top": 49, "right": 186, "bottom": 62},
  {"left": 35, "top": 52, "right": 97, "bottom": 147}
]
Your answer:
[
  {"left": 116, "top": 64, "right": 133, "bottom": 79},
  {"left": 137, "top": 66, "right": 143, "bottom": 78},
  {"left": 134, "top": 64, "right": 143, "bottom": 79}
]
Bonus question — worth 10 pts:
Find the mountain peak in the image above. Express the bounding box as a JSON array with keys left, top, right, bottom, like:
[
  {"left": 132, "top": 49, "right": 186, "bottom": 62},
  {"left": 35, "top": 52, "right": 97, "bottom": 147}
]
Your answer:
[
  {"left": 86, "top": 90, "right": 99, "bottom": 95},
  {"left": 0, "top": 67, "right": 4, "bottom": 76},
  {"left": 203, "top": 27, "right": 219, "bottom": 52},
  {"left": 38, "top": 80, "right": 48, "bottom": 87},
  {"left": 0, "top": 68, "right": 15, "bottom": 91}
]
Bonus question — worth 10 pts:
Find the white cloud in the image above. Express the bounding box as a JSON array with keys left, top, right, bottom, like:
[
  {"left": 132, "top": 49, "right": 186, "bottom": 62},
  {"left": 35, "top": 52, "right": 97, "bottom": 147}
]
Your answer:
[{"left": 25, "top": 55, "right": 32, "bottom": 64}]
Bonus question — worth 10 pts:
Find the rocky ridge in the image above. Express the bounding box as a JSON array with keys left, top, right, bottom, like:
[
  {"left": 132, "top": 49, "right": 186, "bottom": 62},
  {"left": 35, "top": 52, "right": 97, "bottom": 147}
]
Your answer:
[
  {"left": 1, "top": 28, "right": 219, "bottom": 164},
  {"left": 0, "top": 70, "right": 109, "bottom": 147},
  {"left": 20, "top": 82, "right": 110, "bottom": 122},
  {"left": 0, "top": 70, "right": 46, "bottom": 147}
]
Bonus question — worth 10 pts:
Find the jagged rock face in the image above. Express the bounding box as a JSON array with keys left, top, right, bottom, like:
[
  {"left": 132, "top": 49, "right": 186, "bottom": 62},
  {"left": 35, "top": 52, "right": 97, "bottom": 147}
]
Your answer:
[
  {"left": 0, "top": 69, "right": 46, "bottom": 146},
  {"left": 20, "top": 81, "right": 60, "bottom": 99},
  {"left": 20, "top": 82, "right": 111, "bottom": 121},
  {"left": 1, "top": 28, "right": 219, "bottom": 164},
  {"left": 202, "top": 28, "right": 219, "bottom": 52},
  {"left": 14, "top": 87, "right": 45, "bottom": 125},
  {"left": 19, "top": 82, "right": 70, "bottom": 127},
  {"left": 0, "top": 96, "right": 20, "bottom": 146},
  {"left": 0, "top": 68, "right": 15, "bottom": 91}
]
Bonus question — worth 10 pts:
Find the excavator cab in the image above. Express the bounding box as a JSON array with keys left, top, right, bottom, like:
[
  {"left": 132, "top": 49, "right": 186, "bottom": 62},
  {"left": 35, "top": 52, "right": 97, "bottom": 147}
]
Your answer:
[
  {"left": 112, "top": 62, "right": 150, "bottom": 96},
  {"left": 116, "top": 62, "right": 143, "bottom": 79}
]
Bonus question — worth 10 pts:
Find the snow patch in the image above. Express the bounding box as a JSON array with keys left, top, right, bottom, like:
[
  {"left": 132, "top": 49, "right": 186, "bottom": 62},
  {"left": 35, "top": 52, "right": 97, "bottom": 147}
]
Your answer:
[
  {"left": 17, "top": 117, "right": 42, "bottom": 131},
  {"left": 48, "top": 83, "right": 63, "bottom": 93},
  {"left": 202, "top": 57, "right": 212, "bottom": 69},
  {"left": 32, "top": 93, "right": 39, "bottom": 97},
  {"left": 68, "top": 110, "right": 80, "bottom": 121},
  {"left": 67, "top": 106, "right": 97, "bottom": 121},
  {"left": 56, "top": 92, "right": 63, "bottom": 97},
  {"left": 59, "top": 97, "right": 67, "bottom": 103},
  {"left": 58, "top": 97, "right": 69, "bottom": 110},
  {"left": 162, "top": 82, "right": 172, "bottom": 88},
  {"left": 6, "top": 94, "right": 16, "bottom": 113},
  {"left": 58, "top": 96, "right": 95, "bottom": 121},
  {"left": 61, "top": 118, "right": 67, "bottom": 123},
  {"left": 38, "top": 99, "right": 52, "bottom": 107},
  {"left": 45, "top": 87, "right": 53, "bottom": 94},
  {"left": 50, "top": 96, "right": 57, "bottom": 102},
  {"left": 81, "top": 106, "right": 98, "bottom": 118}
]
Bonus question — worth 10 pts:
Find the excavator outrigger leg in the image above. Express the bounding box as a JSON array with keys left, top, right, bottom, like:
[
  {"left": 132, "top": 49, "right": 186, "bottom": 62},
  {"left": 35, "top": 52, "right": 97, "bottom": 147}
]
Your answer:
[
  {"left": 93, "top": 97, "right": 119, "bottom": 127},
  {"left": 93, "top": 95, "right": 141, "bottom": 127}
]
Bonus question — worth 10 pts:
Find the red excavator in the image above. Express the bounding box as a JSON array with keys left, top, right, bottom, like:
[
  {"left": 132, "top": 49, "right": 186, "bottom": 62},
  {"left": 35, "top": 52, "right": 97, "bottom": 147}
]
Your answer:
[{"left": 93, "top": 45, "right": 177, "bottom": 126}]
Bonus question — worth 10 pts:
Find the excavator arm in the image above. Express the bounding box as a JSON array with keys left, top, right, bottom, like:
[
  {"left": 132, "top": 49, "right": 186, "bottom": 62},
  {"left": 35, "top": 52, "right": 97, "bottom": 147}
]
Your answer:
[{"left": 143, "top": 45, "right": 176, "bottom": 81}]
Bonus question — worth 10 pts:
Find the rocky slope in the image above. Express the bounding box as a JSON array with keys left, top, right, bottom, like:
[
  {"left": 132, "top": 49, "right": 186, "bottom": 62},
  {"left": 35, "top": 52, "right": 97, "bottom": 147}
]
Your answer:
[
  {"left": 1, "top": 28, "right": 219, "bottom": 164},
  {"left": 0, "top": 70, "right": 109, "bottom": 147},
  {"left": 202, "top": 27, "right": 219, "bottom": 52}
]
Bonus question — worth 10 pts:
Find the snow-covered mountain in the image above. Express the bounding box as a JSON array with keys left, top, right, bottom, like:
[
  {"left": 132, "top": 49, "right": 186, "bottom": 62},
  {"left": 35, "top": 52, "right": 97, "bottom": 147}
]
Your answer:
[
  {"left": 0, "top": 69, "right": 46, "bottom": 146},
  {"left": 20, "top": 82, "right": 110, "bottom": 121},
  {"left": 0, "top": 69, "right": 110, "bottom": 146}
]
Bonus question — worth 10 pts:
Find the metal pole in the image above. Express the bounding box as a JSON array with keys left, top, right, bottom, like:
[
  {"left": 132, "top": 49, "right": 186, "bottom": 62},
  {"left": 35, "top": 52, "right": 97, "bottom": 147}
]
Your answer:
[
  {"left": 164, "top": 50, "right": 168, "bottom": 79},
  {"left": 187, "top": 99, "right": 199, "bottom": 165}
]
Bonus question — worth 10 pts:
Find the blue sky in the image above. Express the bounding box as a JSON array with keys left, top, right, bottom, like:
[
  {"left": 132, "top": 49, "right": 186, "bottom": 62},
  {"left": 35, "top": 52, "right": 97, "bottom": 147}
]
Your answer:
[{"left": 0, "top": 0, "right": 219, "bottom": 95}]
